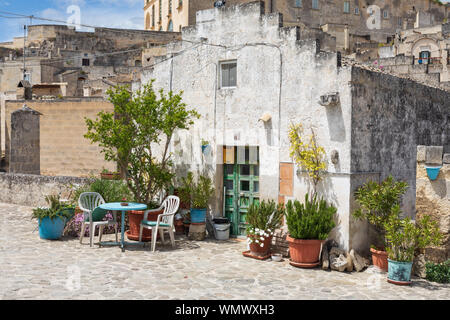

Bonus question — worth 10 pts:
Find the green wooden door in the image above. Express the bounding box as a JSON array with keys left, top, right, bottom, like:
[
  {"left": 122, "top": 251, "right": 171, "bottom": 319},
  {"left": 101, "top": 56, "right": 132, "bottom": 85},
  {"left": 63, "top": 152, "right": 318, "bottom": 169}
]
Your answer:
[{"left": 224, "top": 147, "right": 259, "bottom": 236}]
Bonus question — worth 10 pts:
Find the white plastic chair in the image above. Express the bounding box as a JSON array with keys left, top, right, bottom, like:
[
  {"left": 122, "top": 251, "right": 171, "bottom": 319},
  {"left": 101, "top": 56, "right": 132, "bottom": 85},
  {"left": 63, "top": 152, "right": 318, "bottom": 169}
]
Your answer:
[
  {"left": 139, "top": 195, "right": 180, "bottom": 252},
  {"left": 78, "top": 192, "right": 118, "bottom": 247}
]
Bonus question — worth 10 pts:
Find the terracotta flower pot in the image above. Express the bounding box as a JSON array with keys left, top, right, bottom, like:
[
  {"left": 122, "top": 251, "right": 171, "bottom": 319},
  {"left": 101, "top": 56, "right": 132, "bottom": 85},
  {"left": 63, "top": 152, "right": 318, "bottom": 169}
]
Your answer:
[
  {"left": 287, "top": 235, "right": 324, "bottom": 268},
  {"left": 249, "top": 235, "right": 273, "bottom": 257},
  {"left": 370, "top": 247, "right": 388, "bottom": 272},
  {"left": 126, "top": 209, "right": 163, "bottom": 242}
]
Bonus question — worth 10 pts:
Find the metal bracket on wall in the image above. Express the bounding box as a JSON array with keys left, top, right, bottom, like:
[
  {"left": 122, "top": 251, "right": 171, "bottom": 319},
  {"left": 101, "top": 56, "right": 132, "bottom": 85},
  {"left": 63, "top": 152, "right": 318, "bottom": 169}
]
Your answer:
[{"left": 319, "top": 92, "right": 340, "bottom": 107}]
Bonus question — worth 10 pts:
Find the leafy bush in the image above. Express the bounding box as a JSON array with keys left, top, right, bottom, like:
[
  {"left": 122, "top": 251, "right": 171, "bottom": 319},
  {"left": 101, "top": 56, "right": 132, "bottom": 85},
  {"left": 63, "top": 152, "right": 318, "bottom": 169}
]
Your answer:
[
  {"left": 425, "top": 260, "right": 450, "bottom": 284},
  {"left": 353, "top": 175, "right": 408, "bottom": 248},
  {"left": 246, "top": 200, "right": 284, "bottom": 245},
  {"left": 32, "top": 195, "right": 75, "bottom": 225},
  {"left": 384, "top": 212, "right": 443, "bottom": 262},
  {"left": 285, "top": 193, "right": 336, "bottom": 240},
  {"left": 178, "top": 172, "right": 215, "bottom": 209}
]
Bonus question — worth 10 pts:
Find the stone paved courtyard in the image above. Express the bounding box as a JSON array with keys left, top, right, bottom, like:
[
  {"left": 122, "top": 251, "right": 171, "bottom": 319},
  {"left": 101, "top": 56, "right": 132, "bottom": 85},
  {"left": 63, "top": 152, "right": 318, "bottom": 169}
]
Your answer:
[{"left": 0, "top": 202, "right": 449, "bottom": 300}]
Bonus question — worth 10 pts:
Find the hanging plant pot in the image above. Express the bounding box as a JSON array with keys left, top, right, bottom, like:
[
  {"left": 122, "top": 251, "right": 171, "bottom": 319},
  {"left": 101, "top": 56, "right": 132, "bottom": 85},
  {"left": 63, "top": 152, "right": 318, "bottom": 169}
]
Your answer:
[
  {"left": 425, "top": 166, "right": 442, "bottom": 181},
  {"left": 370, "top": 247, "right": 389, "bottom": 272},
  {"left": 387, "top": 259, "right": 413, "bottom": 285}
]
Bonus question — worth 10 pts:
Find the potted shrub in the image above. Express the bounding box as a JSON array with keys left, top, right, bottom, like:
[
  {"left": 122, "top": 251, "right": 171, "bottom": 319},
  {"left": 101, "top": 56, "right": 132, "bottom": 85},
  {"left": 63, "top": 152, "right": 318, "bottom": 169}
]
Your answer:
[
  {"left": 33, "top": 195, "right": 75, "bottom": 240},
  {"left": 384, "top": 211, "right": 442, "bottom": 285},
  {"left": 201, "top": 139, "right": 210, "bottom": 153},
  {"left": 244, "top": 200, "right": 284, "bottom": 259},
  {"left": 178, "top": 172, "right": 215, "bottom": 224},
  {"left": 353, "top": 175, "right": 408, "bottom": 271},
  {"left": 84, "top": 82, "right": 199, "bottom": 240},
  {"left": 285, "top": 193, "right": 336, "bottom": 268}
]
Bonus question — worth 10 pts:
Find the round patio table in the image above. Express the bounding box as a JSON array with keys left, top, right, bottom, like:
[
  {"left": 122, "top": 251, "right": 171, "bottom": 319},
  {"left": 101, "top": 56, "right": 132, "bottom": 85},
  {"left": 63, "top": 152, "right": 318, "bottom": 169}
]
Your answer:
[{"left": 98, "top": 202, "right": 147, "bottom": 252}]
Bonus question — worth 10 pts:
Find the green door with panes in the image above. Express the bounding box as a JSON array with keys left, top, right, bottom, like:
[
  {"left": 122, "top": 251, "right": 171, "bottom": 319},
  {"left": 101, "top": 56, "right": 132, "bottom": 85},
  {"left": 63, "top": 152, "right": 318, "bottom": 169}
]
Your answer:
[{"left": 223, "top": 146, "right": 259, "bottom": 236}]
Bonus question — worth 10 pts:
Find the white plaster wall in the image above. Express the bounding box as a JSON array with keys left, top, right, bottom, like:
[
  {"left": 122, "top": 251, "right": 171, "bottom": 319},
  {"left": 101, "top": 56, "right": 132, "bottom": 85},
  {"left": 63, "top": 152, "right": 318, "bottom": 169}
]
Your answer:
[{"left": 142, "top": 3, "right": 354, "bottom": 248}]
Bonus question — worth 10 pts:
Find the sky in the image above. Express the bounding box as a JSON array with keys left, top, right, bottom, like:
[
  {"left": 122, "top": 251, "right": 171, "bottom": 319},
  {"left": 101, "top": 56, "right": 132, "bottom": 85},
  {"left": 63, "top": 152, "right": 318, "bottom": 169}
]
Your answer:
[{"left": 0, "top": 0, "right": 145, "bottom": 42}]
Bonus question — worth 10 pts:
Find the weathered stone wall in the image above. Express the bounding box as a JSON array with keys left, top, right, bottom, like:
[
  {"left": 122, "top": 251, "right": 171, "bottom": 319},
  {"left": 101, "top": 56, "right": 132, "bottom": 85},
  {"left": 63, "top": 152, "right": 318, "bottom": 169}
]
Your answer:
[
  {"left": 5, "top": 98, "right": 115, "bottom": 177},
  {"left": 0, "top": 173, "right": 89, "bottom": 207},
  {"left": 416, "top": 146, "right": 450, "bottom": 263}
]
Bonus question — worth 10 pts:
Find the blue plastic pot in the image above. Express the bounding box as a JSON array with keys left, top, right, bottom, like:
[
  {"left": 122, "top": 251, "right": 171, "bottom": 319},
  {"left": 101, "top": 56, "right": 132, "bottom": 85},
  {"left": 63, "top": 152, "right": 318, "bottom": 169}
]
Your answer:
[
  {"left": 38, "top": 216, "right": 67, "bottom": 240},
  {"left": 425, "top": 166, "right": 442, "bottom": 181},
  {"left": 387, "top": 259, "right": 413, "bottom": 285},
  {"left": 190, "top": 208, "right": 207, "bottom": 223}
]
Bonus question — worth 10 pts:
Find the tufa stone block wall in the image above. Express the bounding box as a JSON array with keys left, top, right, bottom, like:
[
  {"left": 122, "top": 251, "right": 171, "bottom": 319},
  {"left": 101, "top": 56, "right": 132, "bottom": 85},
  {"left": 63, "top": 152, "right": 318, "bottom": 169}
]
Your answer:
[
  {"left": 5, "top": 98, "right": 115, "bottom": 177},
  {"left": 415, "top": 145, "right": 450, "bottom": 263}
]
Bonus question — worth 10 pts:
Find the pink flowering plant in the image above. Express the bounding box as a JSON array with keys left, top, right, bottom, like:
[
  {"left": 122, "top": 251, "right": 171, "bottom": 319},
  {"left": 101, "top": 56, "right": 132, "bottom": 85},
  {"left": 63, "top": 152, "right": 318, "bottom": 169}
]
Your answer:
[{"left": 245, "top": 200, "right": 285, "bottom": 248}]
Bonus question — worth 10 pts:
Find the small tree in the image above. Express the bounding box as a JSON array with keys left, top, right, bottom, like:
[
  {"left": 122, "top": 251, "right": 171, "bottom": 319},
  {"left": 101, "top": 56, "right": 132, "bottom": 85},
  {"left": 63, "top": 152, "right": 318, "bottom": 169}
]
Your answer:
[
  {"left": 84, "top": 81, "right": 199, "bottom": 205},
  {"left": 288, "top": 123, "right": 327, "bottom": 194}
]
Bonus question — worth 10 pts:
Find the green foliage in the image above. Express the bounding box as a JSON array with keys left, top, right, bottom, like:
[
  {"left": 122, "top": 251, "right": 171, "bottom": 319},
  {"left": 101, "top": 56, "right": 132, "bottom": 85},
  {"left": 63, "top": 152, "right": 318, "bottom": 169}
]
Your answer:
[
  {"left": 71, "top": 178, "right": 134, "bottom": 204},
  {"left": 353, "top": 175, "right": 408, "bottom": 248},
  {"left": 246, "top": 200, "right": 284, "bottom": 233},
  {"left": 84, "top": 81, "right": 200, "bottom": 204},
  {"left": 384, "top": 213, "right": 443, "bottom": 262},
  {"left": 177, "top": 172, "right": 215, "bottom": 209},
  {"left": 201, "top": 139, "right": 209, "bottom": 146},
  {"left": 425, "top": 260, "right": 450, "bottom": 284},
  {"left": 32, "top": 195, "right": 75, "bottom": 225},
  {"left": 285, "top": 193, "right": 336, "bottom": 240},
  {"left": 288, "top": 123, "right": 327, "bottom": 192}
]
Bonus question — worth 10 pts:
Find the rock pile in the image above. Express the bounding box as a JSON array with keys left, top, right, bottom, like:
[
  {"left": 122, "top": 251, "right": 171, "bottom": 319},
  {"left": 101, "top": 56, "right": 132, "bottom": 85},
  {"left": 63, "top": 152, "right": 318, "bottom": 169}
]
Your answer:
[{"left": 321, "top": 240, "right": 370, "bottom": 272}]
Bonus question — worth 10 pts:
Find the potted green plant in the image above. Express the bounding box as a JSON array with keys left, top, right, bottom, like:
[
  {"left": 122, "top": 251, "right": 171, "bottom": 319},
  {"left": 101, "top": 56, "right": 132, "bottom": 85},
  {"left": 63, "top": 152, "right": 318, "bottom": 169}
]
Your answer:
[
  {"left": 384, "top": 211, "right": 442, "bottom": 285},
  {"left": 201, "top": 139, "right": 209, "bottom": 153},
  {"left": 84, "top": 82, "right": 199, "bottom": 241},
  {"left": 285, "top": 193, "right": 336, "bottom": 268},
  {"left": 100, "top": 168, "right": 121, "bottom": 180},
  {"left": 32, "top": 195, "right": 75, "bottom": 240},
  {"left": 178, "top": 172, "right": 215, "bottom": 224},
  {"left": 353, "top": 175, "right": 408, "bottom": 271},
  {"left": 244, "top": 200, "right": 284, "bottom": 259}
]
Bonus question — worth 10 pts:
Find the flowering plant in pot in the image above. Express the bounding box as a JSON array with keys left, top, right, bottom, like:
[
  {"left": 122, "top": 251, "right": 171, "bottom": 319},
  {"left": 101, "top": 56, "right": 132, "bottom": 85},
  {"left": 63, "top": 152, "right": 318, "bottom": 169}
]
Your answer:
[
  {"left": 245, "top": 200, "right": 284, "bottom": 259},
  {"left": 353, "top": 175, "right": 408, "bottom": 271},
  {"left": 285, "top": 193, "right": 336, "bottom": 268},
  {"left": 384, "top": 210, "right": 442, "bottom": 285},
  {"left": 32, "top": 195, "right": 75, "bottom": 240}
]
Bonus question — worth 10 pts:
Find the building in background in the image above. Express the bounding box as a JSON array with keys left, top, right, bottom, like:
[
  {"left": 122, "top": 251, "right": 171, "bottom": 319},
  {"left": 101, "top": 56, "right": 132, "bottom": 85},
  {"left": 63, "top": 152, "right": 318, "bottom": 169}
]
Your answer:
[{"left": 144, "top": 0, "right": 450, "bottom": 52}]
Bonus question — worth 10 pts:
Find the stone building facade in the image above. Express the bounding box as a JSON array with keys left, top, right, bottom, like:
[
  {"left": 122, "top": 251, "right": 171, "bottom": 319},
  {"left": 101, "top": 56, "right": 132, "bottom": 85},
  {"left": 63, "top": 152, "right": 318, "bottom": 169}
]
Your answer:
[{"left": 141, "top": 2, "right": 449, "bottom": 253}]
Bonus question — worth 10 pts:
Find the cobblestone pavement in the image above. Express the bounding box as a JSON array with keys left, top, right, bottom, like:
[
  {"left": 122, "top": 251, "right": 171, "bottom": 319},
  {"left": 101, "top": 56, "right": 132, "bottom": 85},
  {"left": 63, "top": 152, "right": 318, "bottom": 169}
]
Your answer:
[{"left": 0, "top": 202, "right": 449, "bottom": 300}]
